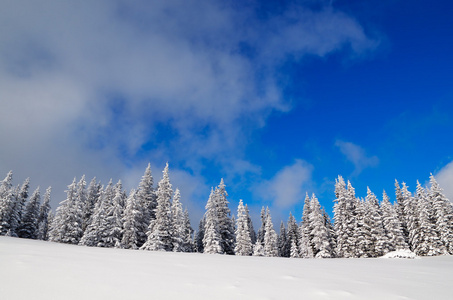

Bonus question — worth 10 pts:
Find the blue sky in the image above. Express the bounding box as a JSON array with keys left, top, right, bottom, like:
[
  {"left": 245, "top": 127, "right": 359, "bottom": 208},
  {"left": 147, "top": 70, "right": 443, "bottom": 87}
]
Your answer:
[{"left": 1, "top": 0, "right": 452, "bottom": 226}]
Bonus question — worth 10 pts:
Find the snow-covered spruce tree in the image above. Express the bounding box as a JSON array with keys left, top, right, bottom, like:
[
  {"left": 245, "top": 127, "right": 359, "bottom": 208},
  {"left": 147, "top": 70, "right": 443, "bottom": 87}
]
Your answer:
[
  {"left": 286, "top": 212, "right": 299, "bottom": 255},
  {"left": 394, "top": 180, "right": 409, "bottom": 244},
  {"left": 195, "top": 217, "right": 205, "bottom": 253},
  {"left": 235, "top": 199, "right": 252, "bottom": 256},
  {"left": 310, "top": 194, "right": 333, "bottom": 258},
  {"left": 290, "top": 240, "right": 300, "bottom": 258},
  {"left": 264, "top": 212, "right": 278, "bottom": 257},
  {"left": 82, "top": 177, "right": 102, "bottom": 232},
  {"left": 103, "top": 181, "right": 125, "bottom": 248},
  {"left": 121, "top": 189, "right": 142, "bottom": 249},
  {"left": 214, "top": 179, "right": 235, "bottom": 255},
  {"left": 135, "top": 163, "right": 157, "bottom": 248},
  {"left": 333, "top": 176, "right": 359, "bottom": 258},
  {"left": 253, "top": 240, "right": 265, "bottom": 256},
  {"left": 10, "top": 178, "right": 30, "bottom": 236},
  {"left": 299, "top": 194, "right": 314, "bottom": 258},
  {"left": 366, "top": 187, "right": 390, "bottom": 257},
  {"left": 245, "top": 204, "right": 256, "bottom": 245},
  {"left": 141, "top": 163, "right": 173, "bottom": 251},
  {"left": 79, "top": 180, "right": 113, "bottom": 247},
  {"left": 37, "top": 187, "right": 52, "bottom": 240},
  {"left": 381, "top": 191, "right": 407, "bottom": 251},
  {"left": 353, "top": 198, "right": 372, "bottom": 258},
  {"left": 402, "top": 182, "right": 419, "bottom": 251},
  {"left": 49, "top": 178, "right": 84, "bottom": 244},
  {"left": 256, "top": 206, "right": 267, "bottom": 246},
  {"left": 17, "top": 187, "right": 41, "bottom": 239},
  {"left": 182, "top": 209, "right": 194, "bottom": 252},
  {"left": 0, "top": 171, "right": 15, "bottom": 235},
  {"left": 323, "top": 209, "right": 337, "bottom": 257},
  {"left": 429, "top": 174, "right": 453, "bottom": 254},
  {"left": 203, "top": 188, "right": 223, "bottom": 254},
  {"left": 278, "top": 221, "right": 289, "bottom": 257},
  {"left": 414, "top": 181, "right": 445, "bottom": 256},
  {"left": 171, "top": 188, "right": 185, "bottom": 252}
]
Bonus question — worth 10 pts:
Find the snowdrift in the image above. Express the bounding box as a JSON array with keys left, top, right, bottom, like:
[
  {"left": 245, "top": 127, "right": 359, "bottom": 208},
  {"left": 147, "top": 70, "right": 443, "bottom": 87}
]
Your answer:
[{"left": 1, "top": 237, "right": 452, "bottom": 299}]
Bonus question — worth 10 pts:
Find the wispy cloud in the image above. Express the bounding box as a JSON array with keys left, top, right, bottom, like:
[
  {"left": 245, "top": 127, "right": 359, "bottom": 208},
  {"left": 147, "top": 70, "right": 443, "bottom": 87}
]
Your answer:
[
  {"left": 0, "top": 0, "right": 378, "bottom": 208},
  {"left": 335, "top": 140, "right": 379, "bottom": 175},
  {"left": 257, "top": 160, "right": 313, "bottom": 209},
  {"left": 435, "top": 160, "right": 453, "bottom": 202}
]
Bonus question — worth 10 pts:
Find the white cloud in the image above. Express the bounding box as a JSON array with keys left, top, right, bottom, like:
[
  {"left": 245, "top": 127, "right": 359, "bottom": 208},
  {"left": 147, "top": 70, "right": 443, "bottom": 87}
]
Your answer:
[
  {"left": 335, "top": 140, "right": 379, "bottom": 175},
  {"left": 257, "top": 160, "right": 313, "bottom": 209},
  {"left": 435, "top": 161, "right": 453, "bottom": 202},
  {"left": 0, "top": 0, "right": 378, "bottom": 209}
]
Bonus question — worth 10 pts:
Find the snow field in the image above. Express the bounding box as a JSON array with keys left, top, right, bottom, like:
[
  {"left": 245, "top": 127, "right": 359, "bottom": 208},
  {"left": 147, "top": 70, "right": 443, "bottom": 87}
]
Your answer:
[{"left": 1, "top": 237, "right": 452, "bottom": 300}]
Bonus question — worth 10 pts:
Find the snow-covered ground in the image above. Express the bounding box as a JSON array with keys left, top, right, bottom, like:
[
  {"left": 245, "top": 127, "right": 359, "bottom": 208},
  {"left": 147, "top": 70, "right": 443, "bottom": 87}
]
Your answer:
[{"left": 1, "top": 237, "right": 452, "bottom": 299}]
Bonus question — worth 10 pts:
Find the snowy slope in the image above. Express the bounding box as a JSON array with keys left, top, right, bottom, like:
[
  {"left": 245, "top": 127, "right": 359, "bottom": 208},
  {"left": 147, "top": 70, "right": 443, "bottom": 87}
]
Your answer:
[{"left": 1, "top": 237, "right": 452, "bottom": 300}]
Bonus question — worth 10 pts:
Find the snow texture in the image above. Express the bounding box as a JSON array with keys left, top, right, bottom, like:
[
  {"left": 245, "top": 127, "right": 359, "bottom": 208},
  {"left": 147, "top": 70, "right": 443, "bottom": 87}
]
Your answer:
[{"left": 1, "top": 236, "right": 452, "bottom": 299}]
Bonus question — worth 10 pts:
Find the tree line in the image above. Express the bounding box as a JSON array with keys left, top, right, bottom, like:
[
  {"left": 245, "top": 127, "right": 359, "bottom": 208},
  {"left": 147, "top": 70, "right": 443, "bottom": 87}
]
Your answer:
[{"left": 0, "top": 164, "right": 452, "bottom": 258}]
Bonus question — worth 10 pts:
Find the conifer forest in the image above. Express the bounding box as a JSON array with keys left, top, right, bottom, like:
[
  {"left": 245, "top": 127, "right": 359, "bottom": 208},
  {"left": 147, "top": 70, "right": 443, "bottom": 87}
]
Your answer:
[{"left": 1, "top": 163, "right": 452, "bottom": 259}]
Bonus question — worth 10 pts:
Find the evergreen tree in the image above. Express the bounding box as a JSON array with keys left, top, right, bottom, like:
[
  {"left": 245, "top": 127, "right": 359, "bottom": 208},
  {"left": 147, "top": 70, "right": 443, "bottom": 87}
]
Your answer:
[
  {"left": 10, "top": 178, "right": 30, "bottom": 236},
  {"left": 366, "top": 187, "right": 389, "bottom": 256},
  {"left": 103, "top": 181, "right": 125, "bottom": 248},
  {"left": 414, "top": 181, "right": 444, "bottom": 256},
  {"left": 353, "top": 198, "right": 372, "bottom": 257},
  {"left": 182, "top": 209, "right": 194, "bottom": 252},
  {"left": 37, "top": 187, "right": 52, "bottom": 240},
  {"left": 310, "top": 194, "right": 333, "bottom": 258},
  {"left": 264, "top": 212, "right": 278, "bottom": 257},
  {"left": 402, "top": 182, "right": 419, "bottom": 251},
  {"left": 381, "top": 191, "right": 407, "bottom": 251},
  {"left": 121, "top": 189, "right": 142, "bottom": 249},
  {"left": 195, "top": 217, "right": 205, "bottom": 253},
  {"left": 234, "top": 199, "right": 252, "bottom": 256},
  {"left": 82, "top": 177, "right": 102, "bottom": 232},
  {"left": 300, "top": 193, "right": 313, "bottom": 257},
  {"left": 17, "top": 187, "right": 41, "bottom": 239},
  {"left": 0, "top": 171, "right": 15, "bottom": 235},
  {"left": 290, "top": 240, "right": 300, "bottom": 258},
  {"left": 394, "top": 180, "right": 409, "bottom": 243},
  {"left": 429, "top": 174, "right": 453, "bottom": 254},
  {"left": 253, "top": 241, "right": 265, "bottom": 256},
  {"left": 49, "top": 178, "right": 84, "bottom": 244},
  {"left": 278, "top": 221, "right": 289, "bottom": 257},
  {"left": 141, "top": 163, "right": 173, "bottom": 251},
  {"left": 256, "top": 206, "right": 267, "bottom": 245},
  {"left": 171, "top": 188, "right": 185, "bottom": 252},
  {"left": 135, "top": 163, "right": 157, "bottom": 248},
  {"left": 214, "top": 179, "right": 235, "bottom": 255},
  {"left": 245, "top": 204, "right": 256, "bottom": 245},
  {"left": 286, "top": 212, "right": 300, "bottom": 256},
  {"left": 203, "top": 189, "right": 222, "bottom": 254}
]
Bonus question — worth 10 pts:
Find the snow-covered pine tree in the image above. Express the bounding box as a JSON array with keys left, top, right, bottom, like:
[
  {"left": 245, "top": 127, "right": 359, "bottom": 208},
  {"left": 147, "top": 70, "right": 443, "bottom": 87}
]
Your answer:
[
  {"left": 402, "top": 182, "right": 419, "bottom": 252},
  {"left": 213, "top": 179, "right": 235, "bottom": 255},
  {"left": 353, "top": 198, "right": 372, "bottom": 258},
  {"left": 286, "top": 212, "right": 300, "bottom": 256},
  {"left": 333, "top": 176, "right": 352, "bottom": 258},
  {"left": 323, "top": 209, "right": 336, "bottom": 257},
  {"left": 17, "top": 187, "right": 41, "bottom": 239},
  {"left": 49, "top": 178, "right": 84, "bottom": 244},
  {"left": 182, "top": 209, "right": 194, "bottom": 252},
  {"left": 234, "top": 199, "right": 252, "bottom": 256},
  {"left": 10, "top": 178, "right": 30, "bottom": 236},
  {"left": 104, "top": 181, "right": 125, "bottom": 248},
  {"left": 171, "top": 188, "right": 185, "bottom": 252},
  {"left": 310, "top": 194, "right": 333, "bottom": 258},
  {"left": 82, "top": 177, "right": 102, "bottom": 232},
  {"left": 203, "top": 188, "right": 222, "bottom": 254},
  {"left": 195, "top": 217, "right": 205, "bottom": 253},
  {"left": 278, "top": 221, "right": 289, "bottom": 257},
  {"left": 381, "top": 191, "right": 407, "bottom": 251},
  {"left": 429, "top": 174, "right": 453, "bottom": 254},
  {"left": 414, "top": 181, "right": 445, "bottom": 256},
  {"left": 300, "top": 193, "right": 313, "bottom": 257},
  {"left": 37, "top": 187, "right": 52, "bottom": 240},
  {"left": 253, "top": 240, "right": 265, "bottom": 256},
  {"left": 245, "top": 204, "right": 256, "bottom": 245},
  {"left": 366, "top": 187, "right": 390, "bottom": 257},
  {"left": 256, "top": 206, "right": 267, "bottom": 245},
  {"left": 290, "top": 240, "right": 300, "bottom": 258},
  {"left": 141, "top": 163, "right": 173, "bottom": 251},
  {"left": 121, "top": 189, "right": 142, "bottom": 249},
  {"left": 394, "top": 180, "right": 409, "bottom": 244},
  {"left": 264, "top": 211, "right": 278, "bottom": 257},
  {"left": 0, "top": 171, "right": 15, "bottom": 235},
  {"left": 135, "top": 163, "right": 157, "bottom": 248}
]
